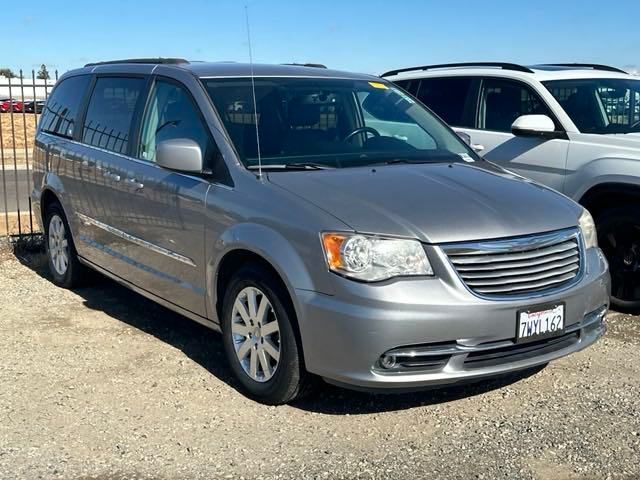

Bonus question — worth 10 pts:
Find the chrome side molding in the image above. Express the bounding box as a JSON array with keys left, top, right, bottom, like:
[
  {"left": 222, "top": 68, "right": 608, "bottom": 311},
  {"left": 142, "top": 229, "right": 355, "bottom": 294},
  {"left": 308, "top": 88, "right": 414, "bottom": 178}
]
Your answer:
[{"left": 76, "top": 212, "right": 196, "bottom": 267}]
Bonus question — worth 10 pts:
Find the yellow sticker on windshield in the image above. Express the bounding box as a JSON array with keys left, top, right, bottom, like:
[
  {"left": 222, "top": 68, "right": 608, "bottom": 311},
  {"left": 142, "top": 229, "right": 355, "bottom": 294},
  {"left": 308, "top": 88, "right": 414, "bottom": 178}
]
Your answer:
[{"left": 368, "top": 81, "right": 389, "bottom": 89}]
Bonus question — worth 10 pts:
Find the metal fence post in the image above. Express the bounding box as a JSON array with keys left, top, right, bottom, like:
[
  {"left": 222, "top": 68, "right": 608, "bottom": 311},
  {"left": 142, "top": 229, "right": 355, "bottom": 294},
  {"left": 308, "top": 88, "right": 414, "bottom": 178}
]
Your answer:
[{"left": 0, "top": 67, "right": 57, "bottom": 241}]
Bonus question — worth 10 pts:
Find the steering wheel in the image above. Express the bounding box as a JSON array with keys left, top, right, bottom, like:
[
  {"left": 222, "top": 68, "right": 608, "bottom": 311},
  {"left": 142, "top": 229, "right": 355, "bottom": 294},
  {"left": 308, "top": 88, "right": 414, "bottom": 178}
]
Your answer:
[{"left": 343, "top": 126, "right": 380, "bottom": 143}]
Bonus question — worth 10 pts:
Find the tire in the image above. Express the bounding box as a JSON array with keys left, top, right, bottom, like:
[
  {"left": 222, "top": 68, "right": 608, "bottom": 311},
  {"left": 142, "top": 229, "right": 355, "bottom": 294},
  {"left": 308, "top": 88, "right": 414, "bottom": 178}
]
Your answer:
[
  {"left": 44, "top": 202, "right": 88, "bottom": 289},
  {"left": 221, "top": 264, "right": 311, "bottom": 405},
  {"left": 595, "top": 206, "right": 640, "bottom": 313}
]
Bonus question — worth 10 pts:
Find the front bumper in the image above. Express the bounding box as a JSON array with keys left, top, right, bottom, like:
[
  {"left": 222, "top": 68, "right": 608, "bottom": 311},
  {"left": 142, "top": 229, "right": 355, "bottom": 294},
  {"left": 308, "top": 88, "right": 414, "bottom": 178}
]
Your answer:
[{"left": 295, "top": 246, "right": 610, "bottom": 390}]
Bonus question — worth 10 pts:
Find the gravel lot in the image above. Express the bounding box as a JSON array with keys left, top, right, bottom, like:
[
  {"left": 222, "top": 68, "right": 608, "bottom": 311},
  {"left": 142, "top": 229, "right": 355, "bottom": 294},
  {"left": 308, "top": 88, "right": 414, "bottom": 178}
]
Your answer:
[{"left": 1, "top": 244, "right": 639, "bottom": 480}]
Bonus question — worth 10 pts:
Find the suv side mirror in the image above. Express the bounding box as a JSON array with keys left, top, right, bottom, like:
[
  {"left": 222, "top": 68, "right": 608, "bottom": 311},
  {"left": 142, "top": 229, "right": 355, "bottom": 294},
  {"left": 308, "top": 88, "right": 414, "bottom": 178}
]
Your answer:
[
  {"left": 156, "top": 138, "right": 203, "bottom": 173},
  {"left": 511, "top": 115, "right": 561, "bottom": 139}
]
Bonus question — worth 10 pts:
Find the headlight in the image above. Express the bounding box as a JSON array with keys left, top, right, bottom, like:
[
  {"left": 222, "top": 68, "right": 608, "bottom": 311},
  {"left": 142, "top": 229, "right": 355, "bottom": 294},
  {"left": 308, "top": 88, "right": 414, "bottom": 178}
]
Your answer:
[
  {"left": 321, "top": 232, "right": 433, "bottom": 281},
  {"left": 579, "top": 209, "right": 598, "bottom": 249}
]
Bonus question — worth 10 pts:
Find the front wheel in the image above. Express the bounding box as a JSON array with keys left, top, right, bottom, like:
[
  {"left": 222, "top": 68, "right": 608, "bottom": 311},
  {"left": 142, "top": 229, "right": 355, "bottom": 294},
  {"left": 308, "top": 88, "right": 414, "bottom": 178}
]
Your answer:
[
  {"left": 221, "top": 265, "right": 311, "bottom": 404},
  {"left": 595, "top": 206, "right": 640, "bottom": 313}
]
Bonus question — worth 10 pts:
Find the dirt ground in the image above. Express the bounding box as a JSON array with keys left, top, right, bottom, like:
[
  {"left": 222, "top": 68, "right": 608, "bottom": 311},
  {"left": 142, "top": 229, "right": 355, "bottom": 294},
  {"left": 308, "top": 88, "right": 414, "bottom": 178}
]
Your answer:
[
  {"left": 1, "top": 113, "right": 38, "bottom": 162},
  {"left": 0, "top": 244, "right": 639, "bottom": 480}
]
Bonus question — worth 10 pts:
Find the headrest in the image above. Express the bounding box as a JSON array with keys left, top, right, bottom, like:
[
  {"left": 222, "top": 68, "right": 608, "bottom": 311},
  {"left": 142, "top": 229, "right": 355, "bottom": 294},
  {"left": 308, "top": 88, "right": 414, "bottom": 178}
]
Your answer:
[{"left": 288, "top": 97, "right": 321, "bottom": 127}]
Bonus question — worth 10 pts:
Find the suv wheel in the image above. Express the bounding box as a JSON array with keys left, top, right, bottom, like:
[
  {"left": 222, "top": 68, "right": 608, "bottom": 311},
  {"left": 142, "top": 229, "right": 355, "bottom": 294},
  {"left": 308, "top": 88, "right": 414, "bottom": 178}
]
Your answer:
[
  {"left": 596, "top": 206, "right": 640, "bottom": 312},
  {"left": 44, "top": 203, "right": 87, "bottom": 288},
  {"left": 221, "top": 265, "right": 310, "bottom": 404}
]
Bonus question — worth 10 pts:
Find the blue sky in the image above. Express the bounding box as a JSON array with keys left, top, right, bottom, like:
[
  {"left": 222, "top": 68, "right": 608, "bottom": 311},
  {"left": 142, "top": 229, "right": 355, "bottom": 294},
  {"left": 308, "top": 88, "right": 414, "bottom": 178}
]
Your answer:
[{"left": 4, "top": 0, "right": 639, "bottom": 75}]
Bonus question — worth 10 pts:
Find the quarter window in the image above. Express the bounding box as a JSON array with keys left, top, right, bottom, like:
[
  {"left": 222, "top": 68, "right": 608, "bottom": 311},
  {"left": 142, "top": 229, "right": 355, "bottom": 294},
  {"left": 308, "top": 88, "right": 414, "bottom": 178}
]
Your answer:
[
  {"left": 39, "top": 75, "right": 91, "bottom": 138},
  {"left": 82, "top": 77, "right": 145, "bottom": 154},
  {"left": 416, "top": 77, "right": 475, "bottom": 128},
  {"left": 480, "top": 78, "right": 555, "bottom": 132}
]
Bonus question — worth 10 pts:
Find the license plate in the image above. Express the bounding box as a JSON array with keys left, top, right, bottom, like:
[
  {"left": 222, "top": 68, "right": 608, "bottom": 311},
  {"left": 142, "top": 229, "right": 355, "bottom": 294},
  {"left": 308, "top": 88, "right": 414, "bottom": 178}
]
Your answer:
[{"left": 517, "top": 304, "right": 564, "bottom": 342}]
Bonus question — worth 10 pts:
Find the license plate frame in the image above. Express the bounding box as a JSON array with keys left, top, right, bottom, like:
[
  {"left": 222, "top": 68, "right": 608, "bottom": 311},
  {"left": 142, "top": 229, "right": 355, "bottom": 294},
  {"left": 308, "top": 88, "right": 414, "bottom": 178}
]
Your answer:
[{"left": 516, "top": 303, "right": 565, "bottom": 343}]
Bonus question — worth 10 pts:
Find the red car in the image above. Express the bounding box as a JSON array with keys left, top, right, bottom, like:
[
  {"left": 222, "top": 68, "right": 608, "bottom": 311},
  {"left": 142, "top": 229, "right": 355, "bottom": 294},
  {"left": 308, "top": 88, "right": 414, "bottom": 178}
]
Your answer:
[{"left": 0, "top": 98, "right": 24, "bottom": 113}]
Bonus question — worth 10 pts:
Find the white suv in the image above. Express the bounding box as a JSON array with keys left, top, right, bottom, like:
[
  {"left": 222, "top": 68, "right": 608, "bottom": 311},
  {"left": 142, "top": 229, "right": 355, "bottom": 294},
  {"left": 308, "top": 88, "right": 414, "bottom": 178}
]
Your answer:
[{"left": 383, "top": 62, "right": 640, "bottom": 311}]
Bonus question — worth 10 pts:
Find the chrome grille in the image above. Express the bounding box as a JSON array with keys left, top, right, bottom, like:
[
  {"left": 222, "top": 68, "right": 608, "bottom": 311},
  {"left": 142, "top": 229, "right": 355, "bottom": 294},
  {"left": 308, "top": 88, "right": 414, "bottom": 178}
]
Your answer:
[{"left": 442, "top": 229, "right": 582, "bottom": 297}]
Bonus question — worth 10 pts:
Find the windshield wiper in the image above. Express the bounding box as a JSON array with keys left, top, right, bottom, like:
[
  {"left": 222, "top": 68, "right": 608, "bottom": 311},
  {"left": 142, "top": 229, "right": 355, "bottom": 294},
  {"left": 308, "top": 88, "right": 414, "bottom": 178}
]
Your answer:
[
  {"left": 377, "top": 158, "right": 439, "bottom": 165},
  {"left": 247, "top": 162, "right": 334, "bottom": 171}
]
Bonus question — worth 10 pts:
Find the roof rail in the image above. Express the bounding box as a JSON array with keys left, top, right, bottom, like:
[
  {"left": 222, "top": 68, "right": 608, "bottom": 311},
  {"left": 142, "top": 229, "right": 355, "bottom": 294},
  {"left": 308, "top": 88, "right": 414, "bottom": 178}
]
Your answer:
[
  {"left": 534, "top": 63, "right": 628, "bottom": 74},
  {"left": 381, "top": 62, "right": 534, "bottom": 77},
  {"left": 84, "top": 58, "right": 189, "bottom": 67},
  {"left": 282, "top": 63, "right": 328, "bottom": 69}
]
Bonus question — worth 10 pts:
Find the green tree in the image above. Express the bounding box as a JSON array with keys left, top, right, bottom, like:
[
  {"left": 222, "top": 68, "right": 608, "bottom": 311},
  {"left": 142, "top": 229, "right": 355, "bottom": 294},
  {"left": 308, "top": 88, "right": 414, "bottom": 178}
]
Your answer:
[
  {"left": 0, "top": 68, "right": 17, "bottom": 78},
  {"left": 36, "top": 64, "right": 50, "bottom": 80}
]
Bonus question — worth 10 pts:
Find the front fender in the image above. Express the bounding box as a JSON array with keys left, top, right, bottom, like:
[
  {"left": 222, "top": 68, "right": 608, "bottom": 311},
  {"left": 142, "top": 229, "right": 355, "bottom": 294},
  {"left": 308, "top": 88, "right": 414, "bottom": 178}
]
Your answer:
[
  {"left": 205, "top": 222, "right": 326, "bottom": 324},
  {"left": 568, "top": 156, "right": 640, "bottom": 201}
]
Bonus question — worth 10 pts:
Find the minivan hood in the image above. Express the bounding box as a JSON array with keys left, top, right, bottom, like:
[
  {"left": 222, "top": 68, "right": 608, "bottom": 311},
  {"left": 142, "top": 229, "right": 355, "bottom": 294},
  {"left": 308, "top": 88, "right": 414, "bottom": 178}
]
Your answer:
[{"left": 268, "top": 162, "right": 581, "bottom": 244}]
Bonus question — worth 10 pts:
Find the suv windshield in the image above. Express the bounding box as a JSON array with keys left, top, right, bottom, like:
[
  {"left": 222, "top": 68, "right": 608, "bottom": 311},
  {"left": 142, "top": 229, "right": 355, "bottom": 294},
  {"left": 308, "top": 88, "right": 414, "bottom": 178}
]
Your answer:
[
  {"left": 544, "top": 78, "right": 640, "bottom": 134},
  {"left": 203, "top": 77, "right": 475, "bottom": 169}
]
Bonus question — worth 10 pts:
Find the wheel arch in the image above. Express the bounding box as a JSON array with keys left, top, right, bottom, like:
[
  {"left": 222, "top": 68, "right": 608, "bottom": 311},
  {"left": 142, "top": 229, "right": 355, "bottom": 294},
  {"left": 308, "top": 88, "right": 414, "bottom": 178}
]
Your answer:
[
  {"left": 578, "top": 182, "right": 640, "bottom": 218},
  {"left": 40, "top": 188, "right": 66, "bottom": 228},
  {"left": 207, "top": 222, "right": 321, "bottom": 323},
  {"left": 213, "top": 247, "right": 311, "bottom": 366},
  {"left": 214, "top": 248, "right": 296, "bottom": 320}
]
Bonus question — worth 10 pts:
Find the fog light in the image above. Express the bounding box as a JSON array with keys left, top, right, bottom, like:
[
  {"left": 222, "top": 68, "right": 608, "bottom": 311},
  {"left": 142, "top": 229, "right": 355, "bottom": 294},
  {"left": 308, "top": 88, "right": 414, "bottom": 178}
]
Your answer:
[{"left": 380, "top": 355, "right": 397, "bottom": 369}]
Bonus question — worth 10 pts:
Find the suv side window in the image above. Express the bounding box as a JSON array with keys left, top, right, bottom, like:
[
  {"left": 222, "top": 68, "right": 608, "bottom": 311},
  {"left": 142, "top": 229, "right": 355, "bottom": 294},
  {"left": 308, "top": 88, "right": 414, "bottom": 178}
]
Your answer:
[
  {"left": 138, "top": 78, "right": 230, "bottom": 184},
  {"left": 480, "top": 78, "right": 555, "bottom": 132},
  {"left": 82, "top": 76, "right": 145, "bottom": 154},
  {"left": 394, "top": 79, "right": 421, "bottom": 96},
  {"left": 39, "top": 75, "right": 91, "bottom": 138},
  {"left": 416, "top": 77, "right": 475, "bottom": 128}
]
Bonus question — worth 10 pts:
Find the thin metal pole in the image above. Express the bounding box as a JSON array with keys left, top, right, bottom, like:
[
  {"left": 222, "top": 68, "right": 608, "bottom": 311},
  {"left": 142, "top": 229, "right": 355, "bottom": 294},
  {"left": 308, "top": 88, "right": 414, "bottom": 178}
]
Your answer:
[
  {"left": 19, "top": 70, "right": 33, "bottom": 234},
  {"left": 245, "top": 4, "right": 262, "bottom": 179},
  {"left": 8, "top": 77, "right": 21, "bottom": 237},
  {"left": 31, "top": 70, "right": 38, "bottom": 233},
  {"left": 0, "top": 93, "right": 9, "bottom": 237}
]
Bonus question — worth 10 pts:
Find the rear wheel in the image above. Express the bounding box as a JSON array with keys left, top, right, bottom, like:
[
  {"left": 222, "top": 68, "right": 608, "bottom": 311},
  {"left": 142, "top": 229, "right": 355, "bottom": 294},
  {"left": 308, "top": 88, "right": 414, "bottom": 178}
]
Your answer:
[
  {"left": 44, "top": 203, "right": 88, "bottom": 289},
  {"left": 221, "top": 265, "right": 311, "bottom": 404},
  {"left": 595, "top": 206, "right": 640, "bottom": 313}
]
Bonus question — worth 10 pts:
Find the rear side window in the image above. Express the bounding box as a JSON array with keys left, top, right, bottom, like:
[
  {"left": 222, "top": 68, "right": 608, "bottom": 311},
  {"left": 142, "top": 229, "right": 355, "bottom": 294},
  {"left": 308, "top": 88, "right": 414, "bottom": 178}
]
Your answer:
[
  {"left": 82, "top": 77, "right": 145, "bottom": 154},
  {"left": 416, "top": 77, "right": 475, "bottom": 128},
  {"left": 39, "top": 75, "right": 91, "bottom": 138}
]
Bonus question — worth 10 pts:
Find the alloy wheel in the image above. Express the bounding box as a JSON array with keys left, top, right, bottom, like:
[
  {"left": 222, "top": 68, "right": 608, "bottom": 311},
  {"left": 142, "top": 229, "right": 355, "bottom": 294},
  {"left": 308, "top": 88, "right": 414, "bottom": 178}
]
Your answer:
[
  {"left": 231, "top": 286, "right": 281, "bottom": 382},
  {"left": 48, "top": 214, "right": 69, "bottom": 276}
]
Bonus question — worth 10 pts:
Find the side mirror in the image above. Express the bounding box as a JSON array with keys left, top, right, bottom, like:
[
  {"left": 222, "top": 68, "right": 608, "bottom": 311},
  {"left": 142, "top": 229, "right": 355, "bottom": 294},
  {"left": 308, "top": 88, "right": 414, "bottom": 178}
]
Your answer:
[
  {"left": 456, "top": 130, "right": 484, "bottom": 153},
  {"left": 511, "top": 115, "right": 560, "bottom": 138},
  {"left": 456, "top": 131, "right": 471, "bottom": 145},
  {"left": 156, "top": 138, "right": 203, "bottom": 173}
]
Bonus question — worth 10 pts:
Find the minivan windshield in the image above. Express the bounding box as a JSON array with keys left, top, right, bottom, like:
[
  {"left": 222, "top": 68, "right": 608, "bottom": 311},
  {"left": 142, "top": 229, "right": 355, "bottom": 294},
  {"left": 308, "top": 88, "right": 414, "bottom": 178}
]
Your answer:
[
  {"left": 203, "top": 77, "right": 476, "bottom": 169},
  {"left": 544, "top": 78, "right": 640, "bottom": 134}
]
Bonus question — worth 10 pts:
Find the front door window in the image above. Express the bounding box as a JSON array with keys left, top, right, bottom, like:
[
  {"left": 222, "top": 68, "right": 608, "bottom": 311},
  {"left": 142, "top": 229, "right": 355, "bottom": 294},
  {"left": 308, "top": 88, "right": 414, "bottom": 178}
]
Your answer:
[
  {"left": 479, "top": 78, "right": 556, "bottom": 132},
  {"left": 139, "top": 80, "right": 211, "bottom": 163}
]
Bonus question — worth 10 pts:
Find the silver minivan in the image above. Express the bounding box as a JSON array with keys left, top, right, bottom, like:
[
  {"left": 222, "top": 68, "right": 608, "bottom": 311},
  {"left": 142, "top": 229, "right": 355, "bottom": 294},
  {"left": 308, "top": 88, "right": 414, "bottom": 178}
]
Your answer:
[{"left": 32, "top": 59, "right": 610, "bottom": 404}]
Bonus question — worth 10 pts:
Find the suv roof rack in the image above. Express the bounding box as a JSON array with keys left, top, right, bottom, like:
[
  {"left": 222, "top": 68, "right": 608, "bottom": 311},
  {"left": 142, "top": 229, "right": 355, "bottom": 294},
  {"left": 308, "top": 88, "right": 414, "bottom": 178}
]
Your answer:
[
  {"left": 381, "top": 62, "right": 534, "bottom": 77},
  {"left": 84, "top": 58, "right": 189, "bottom": 67},
  {"left": 282, "top": 63, "right": 328, "bottom": 69},
  {"left": 532, "top": 63, "right": 628, "bottom": 74}
]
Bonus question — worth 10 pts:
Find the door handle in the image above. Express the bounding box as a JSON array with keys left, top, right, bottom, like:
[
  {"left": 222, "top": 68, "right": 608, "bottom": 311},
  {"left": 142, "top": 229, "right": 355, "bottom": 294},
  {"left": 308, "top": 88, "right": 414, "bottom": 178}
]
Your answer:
[{"left": 125, "top": 178, "right": 144, "bottom": 190}]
